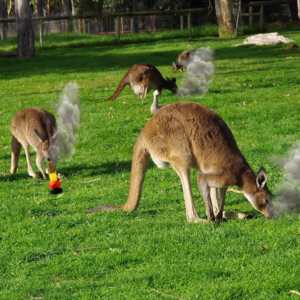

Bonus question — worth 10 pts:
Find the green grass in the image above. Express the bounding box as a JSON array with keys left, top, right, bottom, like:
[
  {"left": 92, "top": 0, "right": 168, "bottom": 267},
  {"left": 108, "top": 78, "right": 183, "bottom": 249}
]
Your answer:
[
  {"left": 1, "top": 30, "right": 300, "bottom": 299},
  {"left": 0, "top": 25, "right": 219, "bottom": 52}
]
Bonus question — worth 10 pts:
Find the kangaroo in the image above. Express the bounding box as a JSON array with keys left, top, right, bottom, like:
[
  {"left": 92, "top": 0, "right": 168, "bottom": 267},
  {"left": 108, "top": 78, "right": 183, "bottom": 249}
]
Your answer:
[
  {"left": 10, "top": 107, "right": 60, "bottom": 180},
  {"left": 107, "top": 63, "right": 178, "bottom": 101},
  {"left": 85, "top": 102, "right": 276, "bottom": 222},
  {"left": 172, "top": 51, "right": 194, "bottom": 73}
]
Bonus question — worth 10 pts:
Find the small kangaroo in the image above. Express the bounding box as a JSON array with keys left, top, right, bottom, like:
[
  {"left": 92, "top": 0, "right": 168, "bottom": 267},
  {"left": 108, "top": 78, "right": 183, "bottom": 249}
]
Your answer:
[
  {"left": 85, "top": 102, "right": 276, "bottom": 222},
  {"left": 10, "top": 107, "right": 60, "bottom": 179},
  {"left": 172, "top": 51, "right": 194, "bottom": 73},
  {"left": 107, "top": 63, "right": 178, "bottom": 101}
]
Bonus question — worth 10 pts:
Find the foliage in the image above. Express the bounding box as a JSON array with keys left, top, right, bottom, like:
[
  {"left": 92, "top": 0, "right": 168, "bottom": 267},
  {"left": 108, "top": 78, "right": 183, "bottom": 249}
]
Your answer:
[
  {"left": 75, "top": 0, "right": 104, "bottom": 14},
  {"left": 0, "top": 30, "right": 300, "bottom": 299}
]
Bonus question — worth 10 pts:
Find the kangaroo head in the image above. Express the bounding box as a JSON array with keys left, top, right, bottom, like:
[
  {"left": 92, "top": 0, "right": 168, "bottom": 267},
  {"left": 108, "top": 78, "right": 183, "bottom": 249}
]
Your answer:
[
  {"left": 244, "top": 167, "right": 276, "bottom": 219},
  {"left": 166, "top": 77, "right": 178, "bottom": 94},
  {"left": 34, "top": 129, "right": 60, "bottom": 163}
]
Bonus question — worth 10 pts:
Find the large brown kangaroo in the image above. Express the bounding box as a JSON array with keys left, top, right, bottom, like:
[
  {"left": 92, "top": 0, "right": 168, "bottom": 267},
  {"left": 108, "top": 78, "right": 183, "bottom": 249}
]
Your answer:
[
  {"left": 10, "top": 107, "right": 59, "bottom": 179},
  {"left": 172, "top": 51, "right": 194, "bottom": 73},
  {"left": 107, "top": 63, "right": 178, "bottom": 101},
  {"left": 85, "top": 102, "right": 275, "bottom": 222}
]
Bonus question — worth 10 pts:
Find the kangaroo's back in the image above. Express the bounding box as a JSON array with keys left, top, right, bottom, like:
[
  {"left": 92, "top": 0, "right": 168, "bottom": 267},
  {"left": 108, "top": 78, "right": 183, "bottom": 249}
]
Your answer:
[
  {"left": 145, "top": 102, "right": 245, "bottom": 172},
  {"left": 11, "top": 108, "right": 57, "bottom": 150},
  {"left": 125, "top": 63, "right": 164, "bottom": 86},
  {"left": 178, "top": 51, "right": 194, "bottom": 63}
]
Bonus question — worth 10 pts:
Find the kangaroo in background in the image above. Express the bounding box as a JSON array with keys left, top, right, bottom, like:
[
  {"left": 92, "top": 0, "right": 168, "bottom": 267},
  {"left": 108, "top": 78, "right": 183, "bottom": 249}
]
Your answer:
[
  {"left": 85, "top": 102, "right": 276, "bottom": 222},
  {"left": 10, "top": 107, "right": 60, "bottom": 179},
  {"left": 172, "top": 51, "right": 194, "bottom": 73},
  {"left": 107, "top": 63, "right": 178, "bottom": 101}
]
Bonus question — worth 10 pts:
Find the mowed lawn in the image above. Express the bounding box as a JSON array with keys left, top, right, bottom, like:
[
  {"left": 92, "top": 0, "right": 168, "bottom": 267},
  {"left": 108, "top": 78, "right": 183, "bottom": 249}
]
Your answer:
[{"left": 0, "top": 30, "right": 300, "bottom": 299}]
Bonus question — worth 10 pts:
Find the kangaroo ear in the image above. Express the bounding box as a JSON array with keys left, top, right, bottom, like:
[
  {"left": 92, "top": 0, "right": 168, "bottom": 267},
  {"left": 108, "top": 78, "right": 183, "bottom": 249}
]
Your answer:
[
  {"left": 256, "top": 167, "right": 267, "bottom": 188},
  {"left": 172, "top": 78, "right": 176, "bottom": 83},
  {"left": 172, "top": 62, "right": 176, "bottom": 66},
  {"left": 34, "top": 129, "right": 46, "bottom": 143},
  {"left": 166, "top": 77, "right": 171, "bottom": 82},
  {"left": 52, "top": 129, "right": 62, "bottom": 141}
]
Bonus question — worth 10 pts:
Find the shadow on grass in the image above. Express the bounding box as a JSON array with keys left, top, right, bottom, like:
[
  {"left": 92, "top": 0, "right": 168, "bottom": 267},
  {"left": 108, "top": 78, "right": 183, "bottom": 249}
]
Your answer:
[
  {"left": 1, "top": 39, "right": 297, "bottom": 83},
  {"left": 0, "top": 159, "right": 158, "bottom": 182}
]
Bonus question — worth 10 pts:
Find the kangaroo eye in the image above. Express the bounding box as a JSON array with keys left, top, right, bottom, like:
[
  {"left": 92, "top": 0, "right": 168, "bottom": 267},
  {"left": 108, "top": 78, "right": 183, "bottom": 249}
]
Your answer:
[{"left": 265, "top": 199, "right": 269, "bottom": 204}]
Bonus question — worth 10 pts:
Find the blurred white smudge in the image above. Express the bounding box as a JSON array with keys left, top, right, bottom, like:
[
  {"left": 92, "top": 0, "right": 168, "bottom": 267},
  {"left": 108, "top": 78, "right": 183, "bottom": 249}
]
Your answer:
[
  {"left": 271, "top": 143, "right": 300, "bottom": 214},
  {"left": 51, "top": 82, "right": 80, "bottom": 162},
  {"left": 177, "top": 48, "right": 214, "bottom": 96}
]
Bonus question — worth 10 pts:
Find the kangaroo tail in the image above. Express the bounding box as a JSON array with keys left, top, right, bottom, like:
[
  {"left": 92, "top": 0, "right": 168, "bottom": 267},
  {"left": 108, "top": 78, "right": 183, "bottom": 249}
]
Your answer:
[{"left": 106, "top": 76, "right": 129, "bottom": 101}]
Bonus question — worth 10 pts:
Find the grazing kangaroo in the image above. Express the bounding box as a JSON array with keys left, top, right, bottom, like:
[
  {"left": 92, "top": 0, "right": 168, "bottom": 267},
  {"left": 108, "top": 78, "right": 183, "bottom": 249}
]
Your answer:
[
  {"left": 172, "top": 51, "right": 194, "bottom": 73},
  {"left": 85, "top": 102, "right": 276, "bottom": 222},
  {"left": 10, "top": 107, "right": 59, "bottom": 180},
  {"left": 107, "top": 63, "right": 178, "bottom": 101}
]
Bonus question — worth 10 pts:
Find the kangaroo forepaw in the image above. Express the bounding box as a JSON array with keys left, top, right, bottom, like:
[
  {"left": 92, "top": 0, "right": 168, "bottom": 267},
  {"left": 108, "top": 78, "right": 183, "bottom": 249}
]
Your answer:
[
  {"left": 188, "top": 217, "right": 211, "bottom": 224},
  {"left": 222, "top": 211, "right": 257, "bottom": 219},
  {"left": 85, "top": 205, "right": 119, "bottom": 214}
]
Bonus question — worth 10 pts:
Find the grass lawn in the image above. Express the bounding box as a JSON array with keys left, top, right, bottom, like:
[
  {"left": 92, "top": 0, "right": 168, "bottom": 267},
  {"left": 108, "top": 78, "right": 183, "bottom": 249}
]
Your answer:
[{"left": 0, "top": 29, "right": 300, "bottom": 299}]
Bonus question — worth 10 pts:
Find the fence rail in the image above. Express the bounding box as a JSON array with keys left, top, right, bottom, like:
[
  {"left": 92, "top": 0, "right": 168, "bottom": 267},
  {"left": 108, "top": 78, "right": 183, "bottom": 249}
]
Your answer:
[
  {"left": 0, "top": 7, "right": 208, "bottom": 23},
  {"left": 0, "top": 0, "right": 297, "bottom": 42}
]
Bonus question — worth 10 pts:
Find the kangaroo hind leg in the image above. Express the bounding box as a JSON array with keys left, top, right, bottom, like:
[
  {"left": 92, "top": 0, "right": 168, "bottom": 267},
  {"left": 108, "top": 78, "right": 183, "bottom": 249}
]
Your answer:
[{"left": 10, "top": 135, "right": 22, "bottom": 174}]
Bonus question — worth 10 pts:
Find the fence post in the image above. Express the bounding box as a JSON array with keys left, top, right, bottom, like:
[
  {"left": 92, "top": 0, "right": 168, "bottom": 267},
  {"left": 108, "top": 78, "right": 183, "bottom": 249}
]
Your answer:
[
  {"left": 187, "top": 12, "right": 191, "bottom": 38},
  {"left": 78, "top": 19, "right": 81, "bottom": 33},
  {"left": 83, "top": 19, "right": 86, "bottom": 33},
  {"left": 116, "top": 15, "right": 120, "bottom": 44},
  {"left": 152, "top": 15, "right": 156, "bottom": 33},
  {"left": 260, "top": 5, "right": 264, "bottom": 32},
  {"left": 180, "top": 15, "right": 184, "bottom": 30},
  {"left": 121, "top": 16, "right": 124, "bottom": 34},
  {"left": 88, "top": 20, "right": 90, "bottom": 34},
  {"left": 39, "top": 20, "right": 43, "bottom": 47},
  {"left": 249, "top": 6, "right": 253, "bottom": 26}
]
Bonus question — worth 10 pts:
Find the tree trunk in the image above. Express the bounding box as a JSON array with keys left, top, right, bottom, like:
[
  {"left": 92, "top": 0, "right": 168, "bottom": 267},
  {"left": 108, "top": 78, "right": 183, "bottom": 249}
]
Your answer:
[
  {"left": 36, "top": 0, "right": 44, "bottom": 17},
  {"left": 0, "top": 0, "right": 8, "bottom": 40},
  {"left": 8, "top": 0, "right": 15, "bottom": 16},
  {"left": 62, "top": 0, "right": 70, "bottom": 15},
  {"left": 16, "top": 0, "right": 35, "bottom": 58},
  {"left": 298, "top": 0, "right": 300, "bottom": 20},
  {"left": 214, "top": 0, "right": 235, "bottom": 38}
]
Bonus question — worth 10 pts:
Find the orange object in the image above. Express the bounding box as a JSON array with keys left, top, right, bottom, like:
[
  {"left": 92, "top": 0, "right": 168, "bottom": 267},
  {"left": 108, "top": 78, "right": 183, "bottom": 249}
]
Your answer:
[{"left": 49, "top": 180, "right": 61, "bottom": 190}]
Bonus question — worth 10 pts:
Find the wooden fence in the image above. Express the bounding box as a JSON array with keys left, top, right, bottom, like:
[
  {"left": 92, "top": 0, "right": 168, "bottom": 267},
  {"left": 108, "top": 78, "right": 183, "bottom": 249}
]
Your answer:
[
  {"left": 239, "top": 0, "right": 296, "bottom": 31},
  {"left": 0, "top": 7, "right": 208, "bottom": 43},
  {"left": 0, "top": 0, "right": 297, "bottom": 43}
]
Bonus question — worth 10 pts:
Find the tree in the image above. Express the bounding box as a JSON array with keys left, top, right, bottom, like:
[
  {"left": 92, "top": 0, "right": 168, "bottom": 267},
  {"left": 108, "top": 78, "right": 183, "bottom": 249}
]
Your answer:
[
  {"left": 15, "top": 0, "right": 35, "bottom": 58},
  {"left": 298, "top": 0, "right": 300, "bottom": 20},
  {"left": 214, "top": 0, "right": 235, "bottom": 38},
  {"left": 0, "top": 0, "right": 8, "bottom": 40},
  {"left": 36, "top": 0, "right": 44, "bottom": 16},
  {"left": 75, "top": 0, "right": 104, "bottom": 14}
]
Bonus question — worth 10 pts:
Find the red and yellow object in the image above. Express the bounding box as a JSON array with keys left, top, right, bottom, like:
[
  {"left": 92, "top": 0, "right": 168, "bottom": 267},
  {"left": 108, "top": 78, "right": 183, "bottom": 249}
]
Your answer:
[{"left": 47, "top": 161, "right": 62, "bottom": 193}]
